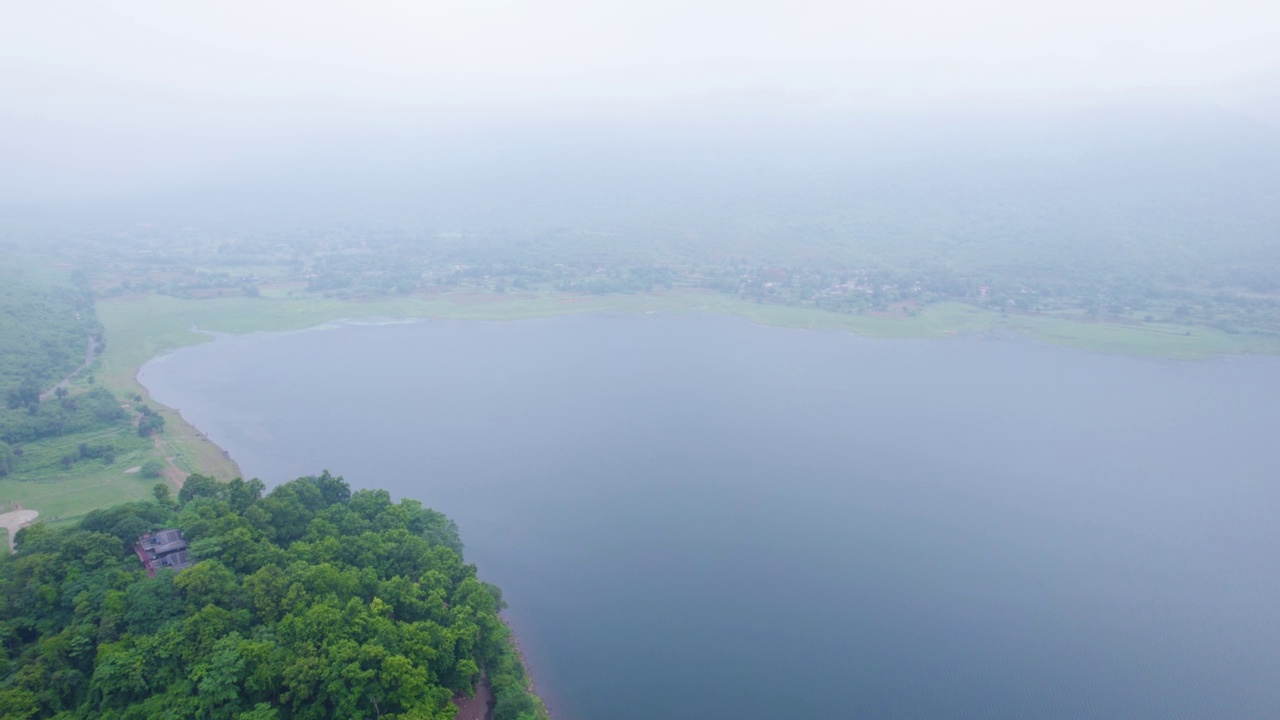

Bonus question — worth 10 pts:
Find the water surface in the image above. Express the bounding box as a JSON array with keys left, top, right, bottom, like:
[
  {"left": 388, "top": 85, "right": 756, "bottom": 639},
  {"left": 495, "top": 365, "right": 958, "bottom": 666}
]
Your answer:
[{"left": 140, "top": 314, "right": 1280, "bottom": 719}]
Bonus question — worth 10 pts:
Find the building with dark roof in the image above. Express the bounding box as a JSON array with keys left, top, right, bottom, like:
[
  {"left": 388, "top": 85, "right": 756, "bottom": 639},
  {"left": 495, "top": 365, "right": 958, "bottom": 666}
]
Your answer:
[{"left": 134, "top": 528, "right": 193, "bottom": 575}]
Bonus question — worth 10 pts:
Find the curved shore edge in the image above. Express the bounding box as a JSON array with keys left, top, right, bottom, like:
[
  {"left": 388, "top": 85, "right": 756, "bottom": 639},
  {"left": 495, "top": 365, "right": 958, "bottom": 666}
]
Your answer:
[
  {"left": 102, "top": 293, "right": 1280, "bottom": 503},
  {"left": 129, "top": 371, "right": 557, "bottom": 720},
  {"left": 505, "top": 624, "right": 559, "bottom": 720},
  {"left": 103, "top": 292, "right": 1280, "bottom": 719},
  {"left": 113, "top": 301, "right": 566, "bottom": 718}
]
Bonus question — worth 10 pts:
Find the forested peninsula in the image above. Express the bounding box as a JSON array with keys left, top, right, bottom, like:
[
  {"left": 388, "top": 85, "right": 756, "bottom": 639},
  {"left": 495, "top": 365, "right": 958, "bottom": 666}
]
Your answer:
[{"left": 0, "top": 472, "right": 549, "bottom": 720}]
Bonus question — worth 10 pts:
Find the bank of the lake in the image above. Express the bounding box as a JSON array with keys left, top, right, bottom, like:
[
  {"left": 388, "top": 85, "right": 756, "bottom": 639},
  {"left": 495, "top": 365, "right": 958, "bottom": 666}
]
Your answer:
[
  {"left": 139, "top": 313, "right": 1280, "bottom": 720},
  {"left": 93, "top": 289, "right": 1280, "bottom": 485},
  {"left": 85, "top": 289, "right": 1274, "bottom": 515},
  {"left": 101, "top": 290, "right": 1280, "bottom": 385}
]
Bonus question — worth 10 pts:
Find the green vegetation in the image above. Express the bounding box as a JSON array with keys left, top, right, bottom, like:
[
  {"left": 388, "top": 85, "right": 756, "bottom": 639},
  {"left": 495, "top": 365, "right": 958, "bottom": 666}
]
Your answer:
[
  {"left": 0, "top": 264, "right": 97, "bottom": 397},
  {"left": 0, "top": 472, "right": 549, "bottom": 720},
  {"left": 1, "top": 388, "right": 127, "bottom": 446},
  {"left": 139, "top": 459, "right": 166, "bottom": 480},
  {"left": 97, "top": 291, "right": 1280, "bottom": 389},
  {"left": 0, "top": 465, "right": 158, "bottom": 523},
  {"left": 0, "top": 258, "right": 180, "bottom": 525}
]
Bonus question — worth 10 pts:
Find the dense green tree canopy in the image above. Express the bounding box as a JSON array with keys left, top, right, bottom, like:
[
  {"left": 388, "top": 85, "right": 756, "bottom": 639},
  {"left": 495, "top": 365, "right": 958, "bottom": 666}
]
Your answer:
[
  {"left": 0, "top": 267, "right": 95, "bottom": 401},
  {"left": 0, "top": 472, "right": 546, "bottom": 720}
]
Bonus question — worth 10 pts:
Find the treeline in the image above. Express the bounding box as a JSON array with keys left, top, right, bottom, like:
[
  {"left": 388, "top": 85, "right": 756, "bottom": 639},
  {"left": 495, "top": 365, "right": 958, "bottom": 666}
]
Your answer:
[
  {"left": 0, "top": 263, "right": 155, "bottom": 479},
  {"left": 0, "top": 472, "right": 548, "bottom": 720},
  {"left": 0, "top": 390, "right": 167, "bottom": 480},
  {"left": 0, "top": 266, "right": 97, "bottom": 400},
  {"left": 0, "top": 388, "right": 126, "bottom": 446},
  {"left": 56, "top": 217, "right": 1280, "bottom": 336}
]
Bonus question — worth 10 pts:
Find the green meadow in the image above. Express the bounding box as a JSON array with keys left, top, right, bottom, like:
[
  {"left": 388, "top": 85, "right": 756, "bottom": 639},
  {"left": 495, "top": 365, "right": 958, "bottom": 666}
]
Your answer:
[
  {"left": 0, "top": 425, "right": 159, "bottom": 543},
  {"left": 99, "top": 288, "right": 1280, "bottom": 377}
]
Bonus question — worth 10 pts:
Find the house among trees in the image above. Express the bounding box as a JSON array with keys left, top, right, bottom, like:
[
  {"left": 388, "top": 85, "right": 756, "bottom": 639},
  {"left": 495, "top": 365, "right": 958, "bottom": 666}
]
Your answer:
[{"left": 133, "top": 528, "right": 192, "bottom": 575}]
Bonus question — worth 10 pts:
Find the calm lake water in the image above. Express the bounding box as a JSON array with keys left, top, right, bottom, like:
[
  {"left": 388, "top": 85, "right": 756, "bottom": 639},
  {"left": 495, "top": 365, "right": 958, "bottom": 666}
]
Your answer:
[{"left": 139, "top": 314, "right": 1280, "bottom": 719}]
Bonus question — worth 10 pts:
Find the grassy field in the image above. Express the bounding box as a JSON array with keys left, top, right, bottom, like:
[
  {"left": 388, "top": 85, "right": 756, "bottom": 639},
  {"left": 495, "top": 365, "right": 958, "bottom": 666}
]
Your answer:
[
  {"left": 673, "top": 296, "right": 1280, "bottom": 357},
  {"left": 0, "top": 445, "right": 158, "bottom": 521},
  {"left": 98, "top": 288, "right": 1280, "bottom": 364},
  {"left": 0, "top": 406, "right": 200, "bottom": 537},
  {"left": 0, "top": 413, "right": 160, "bottom": 523}
]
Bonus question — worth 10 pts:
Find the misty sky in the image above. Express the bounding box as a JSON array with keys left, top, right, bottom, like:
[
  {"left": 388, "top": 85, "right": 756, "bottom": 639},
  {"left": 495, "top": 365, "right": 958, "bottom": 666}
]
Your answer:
[{"left": 3, "top": 1, "right": 1279, "bottom": 200}]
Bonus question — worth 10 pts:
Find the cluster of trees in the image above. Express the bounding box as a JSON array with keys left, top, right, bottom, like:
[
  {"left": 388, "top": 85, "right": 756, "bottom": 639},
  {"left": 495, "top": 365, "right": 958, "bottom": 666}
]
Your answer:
[
  {"left": 59, "top": 219, "right": 1280, "bottom": 335},
  {"left": 59, "top": 442, "right": 118, "bottom": 470},
  {"left": 134, "top": 405, "right": 164, "bottom": 438},
  {"left": 0, "top": 264, "right": 144, "bottom": 480},
  {"left": 0, "top": 389, "right": 127, "bottom": 447},
  {"left": 0, "top": 387, "right": 152, "bottom": 481},
  {"left": 0, "top": 472, "right": 548, "bottom": 720},
  {"left": 4, "top": 382, "right": 41, "bottom": 415},
  {"left": 0, "top": 269, "right": 96, "bottom": 398},
  {"left": 0, "top": 442, "right": 13, "bottom": 477},
  {"left": 139, "top": 459, "right": 166, "bottom": 480}
]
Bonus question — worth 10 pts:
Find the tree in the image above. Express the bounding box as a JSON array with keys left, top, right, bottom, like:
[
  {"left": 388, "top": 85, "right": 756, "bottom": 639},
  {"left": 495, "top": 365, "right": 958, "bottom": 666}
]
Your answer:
[
  {"left": 196, "top": 633, "right": 249, "bottom": 720},
  {"left": 173, "top": 560, "right": 244, "bottom": 612},
  {"left": 260, "top": 479, "right": 328, "bottom": 545},
  {"left": 123, "top": 573, "right": 184, "bottom": 634},
  {"left": 494, "top": 684, "right": 538, "bottom": 720},
  {"left": 141, "top": 458, "right": 166, "bottom": 479},
  {"left": 227, "top": 477, "right": 266, "bottom": 512},
  {"left": 243, "top": 564, "right": 290, "bottom": 623},
  {"left": 80, "top": 502, "right": 170, "bottom": 543},
  {"left": 179, "top": 473, "right": 224, "bottom": 505},
  {"left": 313, "top": 470, "right": 352, "bottom": 506},
  {"left": 153, "top": 481, "right": 175, "bottom": 507},
  {"left": 0, "top": 440, "right": 13, "bottom": 476},
  {"left": 137, "top": 410, "right": 165, "bottom": 437},
  {"left": 5, "top": 379, "right": 40, "bottom": 411}
]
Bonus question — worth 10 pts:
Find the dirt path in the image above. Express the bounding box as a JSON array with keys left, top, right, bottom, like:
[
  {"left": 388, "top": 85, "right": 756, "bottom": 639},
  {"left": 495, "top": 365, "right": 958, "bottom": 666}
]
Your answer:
[
  {"left": 453, "top": 676, "right": 494, "bottom": 720},
  {"left": 152, "top": 433, "right": 189, "bottom": 487},
  {"left": 40, "top": 336, "right": 97, "bottom": 402},
  {"left": 0, "top": 509, "right": 39, "bottom": 553}
]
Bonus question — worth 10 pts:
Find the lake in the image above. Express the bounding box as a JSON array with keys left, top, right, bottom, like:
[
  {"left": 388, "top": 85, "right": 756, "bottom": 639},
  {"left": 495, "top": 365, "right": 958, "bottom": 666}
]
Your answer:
[{"left": 139, "top": 314, "right": 1280, "bottom": 719}]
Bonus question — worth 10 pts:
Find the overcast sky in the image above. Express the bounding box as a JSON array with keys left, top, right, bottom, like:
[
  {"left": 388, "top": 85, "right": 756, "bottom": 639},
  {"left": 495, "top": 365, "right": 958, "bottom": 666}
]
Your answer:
[{"left": 3, "top": 0, "right": 1279, "bottom": 200}]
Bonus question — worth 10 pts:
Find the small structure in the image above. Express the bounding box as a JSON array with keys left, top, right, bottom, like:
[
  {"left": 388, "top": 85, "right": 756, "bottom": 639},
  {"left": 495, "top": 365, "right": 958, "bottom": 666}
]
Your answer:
[{"left": 134, "top": 528, "right": 193, "bottom": 576}]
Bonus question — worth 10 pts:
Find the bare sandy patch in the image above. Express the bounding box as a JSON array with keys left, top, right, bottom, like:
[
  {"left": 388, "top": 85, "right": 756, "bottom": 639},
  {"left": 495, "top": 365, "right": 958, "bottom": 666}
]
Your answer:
[{"left": 1, "top": 509, "right": 39, "bottom": 553}]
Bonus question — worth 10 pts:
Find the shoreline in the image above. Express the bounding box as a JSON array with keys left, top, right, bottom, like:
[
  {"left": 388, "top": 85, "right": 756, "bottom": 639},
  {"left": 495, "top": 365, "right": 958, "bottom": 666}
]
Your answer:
[
  {"left": 89, "top": 289, "right": 1280, "bottom": 718},
  {"left": 124, "top": 381, "right": 562, "bottom": 719},
  {"left": 502, "top": 619, "right": 561, "bottom": 720},
  {"left": 129, "top": 335, "right": 561, "bottom": 718},
  {"left": 99, "top": 291, "right": 1280, "bottom": 374}
]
